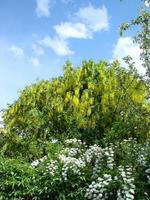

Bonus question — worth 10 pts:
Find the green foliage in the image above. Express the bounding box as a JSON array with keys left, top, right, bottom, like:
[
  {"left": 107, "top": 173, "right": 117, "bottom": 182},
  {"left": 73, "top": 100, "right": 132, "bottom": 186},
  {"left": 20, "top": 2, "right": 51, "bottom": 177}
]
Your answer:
[
  {"left": 0, "top": 134, "right": 64, "bottom": 162},
  {"left": 0, "top": 156, "right": 37, "bottom": 199},
  {"left": 0, "top": 138, "right": 150, "bottom": 199},
  {"left": 0, "top": 128, "right": 6, "bottom": 149},
  {"left": 120, "top": 8, "right": 150, "bottom": 79},
  {"left": 2, "top": 60, "right": 149, "bottom": 147}
]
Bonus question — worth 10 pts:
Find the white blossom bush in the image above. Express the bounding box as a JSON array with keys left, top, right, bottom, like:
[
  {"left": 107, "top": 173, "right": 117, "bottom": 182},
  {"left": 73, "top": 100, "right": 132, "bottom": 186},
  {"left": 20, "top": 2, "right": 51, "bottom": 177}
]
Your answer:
[
  {"left": 28, "top": 138, "right": 150, "bottom": 199},
  {"left": 117, "top": 165, "right": 135, "bottom": 200},
  {"left": 2, "top": 138, "right": 150, "bottom": 199},
  {"left": 85, "top": 174, "right": 112, "bottom": 199}
]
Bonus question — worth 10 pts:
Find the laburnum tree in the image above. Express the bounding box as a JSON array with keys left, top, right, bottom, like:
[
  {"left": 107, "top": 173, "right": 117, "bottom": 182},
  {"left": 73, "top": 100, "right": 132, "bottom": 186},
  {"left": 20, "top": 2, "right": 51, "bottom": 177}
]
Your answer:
[{"left": 2, "top": 60, "right": 150, "bottom": 143}]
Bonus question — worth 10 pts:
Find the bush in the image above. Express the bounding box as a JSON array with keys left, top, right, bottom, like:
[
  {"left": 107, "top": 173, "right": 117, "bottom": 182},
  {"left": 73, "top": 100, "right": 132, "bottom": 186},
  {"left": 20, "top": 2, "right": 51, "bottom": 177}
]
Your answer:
[
  {"left": 0, "top": 135, "right": 64, "bottom": 162},
  {"left": 0, "top": 156, "right": 37, "bottom": 199},
  {"left": 0, "top": 138, "right": 150, "bottom": 199},
  {"left": 2, "top": 60, "right": 150, "bottom": 146}
]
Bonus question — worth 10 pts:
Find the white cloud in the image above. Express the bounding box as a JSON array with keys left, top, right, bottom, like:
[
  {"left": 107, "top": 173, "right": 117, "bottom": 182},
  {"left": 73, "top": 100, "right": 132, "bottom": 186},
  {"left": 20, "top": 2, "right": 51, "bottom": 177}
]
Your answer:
[
  {"left": 30, "top": 57, "right": 40, "bottom": 67},
  {"left": 36, "top": 0, "right": 51, "bottom": 17},
  {"left": 112, "top": 37, "right": 145, "bottom": 74},
  {"left": 54, "top": 22, "right": 90, "bottom": 39},
  {"left": 53, "top": 4, "right": 109, "bottom": 40},
  {"left": 145, "top": 0, "right": 150, "bottom": 7},
  {"left": 76, "top": 5, "right": 109, "bottom": 32},
  {"left": 40, "top": 36, "right": 74, "bottom": 56},
  {"left": 9, "top": 45, "right": 24, "bottom": 57},
  {"left": 32, "top": 44, "right": 44, "bottom": 55},
  {"left": 39, "top": 4, "right": 109, "bottom": 56}
]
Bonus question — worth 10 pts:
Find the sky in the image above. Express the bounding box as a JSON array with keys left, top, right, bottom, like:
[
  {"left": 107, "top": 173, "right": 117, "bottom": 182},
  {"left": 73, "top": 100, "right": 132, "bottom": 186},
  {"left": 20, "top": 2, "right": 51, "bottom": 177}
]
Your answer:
[{"left": 0, "top": 0, "right": 146, "bottom": 120}]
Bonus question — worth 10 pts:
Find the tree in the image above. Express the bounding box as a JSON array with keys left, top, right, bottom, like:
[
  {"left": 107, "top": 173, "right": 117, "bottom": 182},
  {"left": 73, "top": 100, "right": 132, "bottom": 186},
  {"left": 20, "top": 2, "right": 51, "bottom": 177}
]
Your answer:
[
  {"left": 2, "top": 60, "right": 149, "bottom": 143},
  {"left": 120, "top": 1, "right": 150, "bottom": 80}
]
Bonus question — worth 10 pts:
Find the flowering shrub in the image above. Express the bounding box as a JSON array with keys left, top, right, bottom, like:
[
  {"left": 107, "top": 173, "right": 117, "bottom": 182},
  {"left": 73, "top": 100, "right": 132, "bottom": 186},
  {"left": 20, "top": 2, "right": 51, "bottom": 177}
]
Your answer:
[
  {"left": 3, "top": 60, "right": 149, "bottom": 145},
  {"left": 0, "top": 138, "right": 150, "bottom": 199}
]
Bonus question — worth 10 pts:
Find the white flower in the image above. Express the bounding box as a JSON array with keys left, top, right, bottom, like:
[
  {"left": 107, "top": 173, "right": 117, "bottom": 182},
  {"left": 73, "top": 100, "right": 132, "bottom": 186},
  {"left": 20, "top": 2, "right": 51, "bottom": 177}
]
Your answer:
[
  {"left": 31, "top": 160, "right": 39, "bottom": 168},
  {"left": 51, "top": 138, "right": 58, "bottom": 143}
]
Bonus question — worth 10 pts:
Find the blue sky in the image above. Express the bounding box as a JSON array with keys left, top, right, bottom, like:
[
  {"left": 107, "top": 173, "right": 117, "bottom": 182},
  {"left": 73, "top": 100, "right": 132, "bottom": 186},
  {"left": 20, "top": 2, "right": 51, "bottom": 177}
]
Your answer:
[{"left": 0, "top": 0, "right": 146, "bottom": 118}]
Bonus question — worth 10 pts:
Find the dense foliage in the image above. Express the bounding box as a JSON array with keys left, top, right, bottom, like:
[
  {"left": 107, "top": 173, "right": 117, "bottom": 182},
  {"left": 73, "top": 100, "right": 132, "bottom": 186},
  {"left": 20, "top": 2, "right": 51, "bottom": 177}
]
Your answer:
[
  {"left": 0, "top": 138, "right": 150, "bottom": 200},
  {"left": 1, "top": 58, "right": 149, "bottom": 198},
  {"left": 2, "top": 60, "right": 150, "bottom": 147}
]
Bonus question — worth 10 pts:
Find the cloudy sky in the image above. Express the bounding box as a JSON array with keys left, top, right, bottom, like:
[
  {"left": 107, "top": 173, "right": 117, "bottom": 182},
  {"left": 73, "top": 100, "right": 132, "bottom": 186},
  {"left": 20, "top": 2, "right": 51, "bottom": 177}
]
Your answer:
[{"left": 0, "top": 0, "right": 145, "bottom": 118}]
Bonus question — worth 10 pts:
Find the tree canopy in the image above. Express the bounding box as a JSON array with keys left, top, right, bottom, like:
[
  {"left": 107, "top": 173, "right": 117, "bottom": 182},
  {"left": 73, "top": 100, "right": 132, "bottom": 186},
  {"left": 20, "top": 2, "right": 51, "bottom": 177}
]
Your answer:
[{"left": 2, "top": 60, "right": 149, "bottom": 143}]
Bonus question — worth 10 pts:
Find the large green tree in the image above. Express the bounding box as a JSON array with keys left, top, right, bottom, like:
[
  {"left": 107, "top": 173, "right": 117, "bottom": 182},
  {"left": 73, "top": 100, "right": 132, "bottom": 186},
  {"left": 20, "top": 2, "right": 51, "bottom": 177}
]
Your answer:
[{"left": 2, "top": 60, "right": 149, "bottom": 143}]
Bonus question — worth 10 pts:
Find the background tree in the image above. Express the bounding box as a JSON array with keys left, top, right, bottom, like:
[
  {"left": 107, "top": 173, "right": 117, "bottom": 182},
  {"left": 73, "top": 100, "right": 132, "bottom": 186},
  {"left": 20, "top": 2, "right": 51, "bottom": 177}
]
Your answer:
[{"left": 120, "top": 1, "right": 150, "bottom": 79}]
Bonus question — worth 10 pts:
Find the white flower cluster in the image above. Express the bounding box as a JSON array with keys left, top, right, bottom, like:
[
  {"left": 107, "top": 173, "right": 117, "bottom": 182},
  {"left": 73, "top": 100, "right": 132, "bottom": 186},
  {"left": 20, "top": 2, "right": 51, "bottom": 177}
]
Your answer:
[
  {"left": 65, "top": 147, "right": 81, "bottom": 157},
  {"left": 51, "top": 138, "right": 58, "bottom": 143},
  {"left": 59, "top": 154, "right": 85, "bottom": 181},
  {"left": 83, "top": 144, "right": 103, "bottom": 164},
  {"left": 90, "top": 147, "right": 104, "bottom": 179},
  {"left": 92, "top": 156, "right": 103, "bottom": 180},
  {"left": 29, "top": 138, "right": 150, "bottom": 199},
  {"left": 31, "top": 160, "right": 40, "bottom": 168},
  {"left": 117, "top": 166, "right": 135, "bottom": 200},
  {"left": 45, "top": 160, "right": 59, "bottom": 176},
  {"left": 57, "top": 144, "right": 104, "bottom": 182},
  {"left": 85, "top": 174, "right": 112, "bottom": 200},
  {"left": 136, "top": 142, "right": 149, "bottom": 167},
  {"left": 31, "top": 155, "right": 47, "bottom": 168},
  {"left": 137, "top": 153, "right": 147, "bottom": 167},
  {"left": 65, "top": 138, "right": 85, "bottom": 146},
  {"left": 104, "top": 145, "right": 114, "bottom": 169}
]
